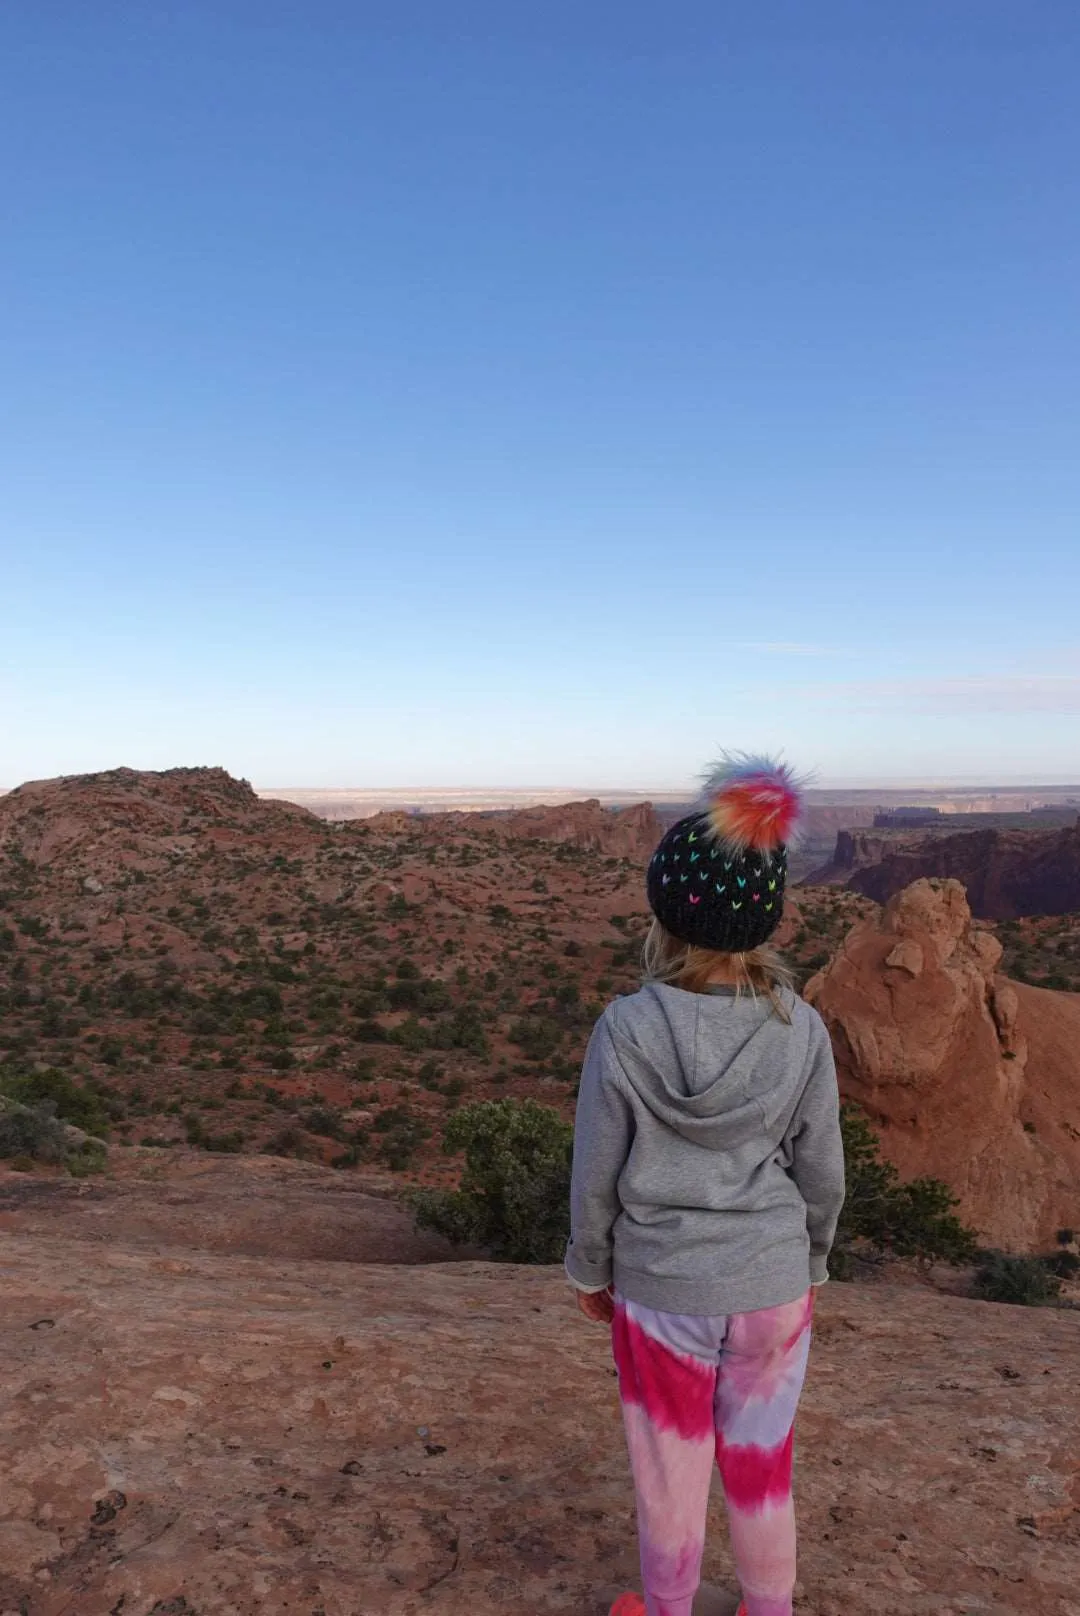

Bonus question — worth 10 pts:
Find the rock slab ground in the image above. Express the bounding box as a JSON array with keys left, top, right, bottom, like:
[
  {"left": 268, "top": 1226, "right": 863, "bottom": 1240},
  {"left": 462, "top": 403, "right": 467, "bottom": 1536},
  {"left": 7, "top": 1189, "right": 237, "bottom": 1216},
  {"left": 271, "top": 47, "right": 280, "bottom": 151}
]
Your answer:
[{"left": 1, "top": 1216, "right": 1078, "bottom": 1616}]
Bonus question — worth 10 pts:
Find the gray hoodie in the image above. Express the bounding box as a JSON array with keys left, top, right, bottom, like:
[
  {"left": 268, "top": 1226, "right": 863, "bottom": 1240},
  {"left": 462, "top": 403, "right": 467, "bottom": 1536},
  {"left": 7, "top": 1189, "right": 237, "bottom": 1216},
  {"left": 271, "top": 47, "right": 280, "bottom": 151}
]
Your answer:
[{"left": 565, "top": 982, "right": 845, "bottom": 1316}]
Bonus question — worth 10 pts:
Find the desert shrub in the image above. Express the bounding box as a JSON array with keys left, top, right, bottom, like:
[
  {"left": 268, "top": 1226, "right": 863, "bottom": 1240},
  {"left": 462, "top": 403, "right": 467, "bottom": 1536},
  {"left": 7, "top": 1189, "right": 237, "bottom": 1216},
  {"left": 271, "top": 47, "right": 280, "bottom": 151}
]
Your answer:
[
  {"left": 417, "top": 1058, "right": 446, "bottom": 1090},
  {"left": 201, "top": 1130, "right": 245, "bottom": 1153},
  {"left": 973, "top": 1252, "right": 1064, "bottom": 1307},
  {"left": 330, "top": 1133, "right": 369, "bottom": 1169},
  {"left": 371, "top": 1103, "right": 428, "bottom": 1169},
  {"left": 66, "top": 1139, "right": 107, "bottom": 1176},
  {"left": 428, "top": 1005, "right": 489, "bottom": 1058},
  {"left": 0, "top": 1102, "right": 70, "bottom": 1162},
  {"left": 354, "top": 1019, "right": 388, "bottom": 1044},
  {"left": 387, "top": 1015, "right": 430, "bottom": 1051},
  {"left": 0, "top": 1098, "right": 106, "bottom": 1175},
  {"left": 387, "top": 976, "right": 451, "bottom": 1013},
  {"left": 413, "top": 1098, "right": 572, "bottom": 1263},
  {"left": 0, "top": 1062, "right": 109, "bottom": 1137},
  {"left": 508, "top": 1016, "right": 562, "bottom": 1061},
  {"left": 834, "top": 1106, "right": 978, "bottom": 1274},
  {"left": 301, "top": 1105, "right": 345, "bottom": 1139},
  {"left": 238, "top": 983, "right": 284, "bottom": 1018},
  {"left": 263, "top": 1125, "right": 308, "bottom": 1158}
]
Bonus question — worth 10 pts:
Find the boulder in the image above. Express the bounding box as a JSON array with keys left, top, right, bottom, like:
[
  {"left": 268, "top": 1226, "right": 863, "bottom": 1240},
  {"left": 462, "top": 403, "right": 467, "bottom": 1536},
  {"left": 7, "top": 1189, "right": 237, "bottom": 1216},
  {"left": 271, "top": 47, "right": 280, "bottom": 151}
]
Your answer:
[{"left": 806, "top": 878, "right": 1080, "bottom": 1251}]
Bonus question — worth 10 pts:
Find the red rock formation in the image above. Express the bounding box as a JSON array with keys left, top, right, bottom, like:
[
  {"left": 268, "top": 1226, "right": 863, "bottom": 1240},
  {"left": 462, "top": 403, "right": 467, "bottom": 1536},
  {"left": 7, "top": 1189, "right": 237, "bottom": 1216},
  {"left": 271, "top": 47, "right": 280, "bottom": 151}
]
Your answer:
[
  {"left": 810, "top": 822, "right": 1080, "bottom": 918},
  {"left": 491, "top": 797, "right": 663, "bottom": 863},
  {"left": 805, "top": 878, "right": 1080, "bottom": 1250},
  {"left": 0, "top": 765, "right": 317, "bottom": 872}
]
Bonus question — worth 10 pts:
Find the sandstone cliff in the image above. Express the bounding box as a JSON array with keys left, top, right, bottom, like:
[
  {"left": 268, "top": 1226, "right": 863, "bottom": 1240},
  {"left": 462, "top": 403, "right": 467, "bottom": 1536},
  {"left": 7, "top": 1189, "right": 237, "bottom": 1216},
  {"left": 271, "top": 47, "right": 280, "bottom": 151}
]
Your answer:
[
  {"left": 486, "top": 798, "right": 664, "bottom": 862},
  {"left": 354, "top": 798, "right": 663, "bottom": 863},
  {"left": 809, "top": 822, "right": 1080, "bottom": 919},
  {"left": 806, "top": 878, "right": 1080, "bottom": 1250}
]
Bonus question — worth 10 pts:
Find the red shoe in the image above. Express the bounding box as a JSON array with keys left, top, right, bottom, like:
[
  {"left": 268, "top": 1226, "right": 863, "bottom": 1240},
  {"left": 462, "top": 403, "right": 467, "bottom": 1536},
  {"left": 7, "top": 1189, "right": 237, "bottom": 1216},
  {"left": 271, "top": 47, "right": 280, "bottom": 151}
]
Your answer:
[{"left": 608, "top": 1597, "right": 646, "bottom": 1616}]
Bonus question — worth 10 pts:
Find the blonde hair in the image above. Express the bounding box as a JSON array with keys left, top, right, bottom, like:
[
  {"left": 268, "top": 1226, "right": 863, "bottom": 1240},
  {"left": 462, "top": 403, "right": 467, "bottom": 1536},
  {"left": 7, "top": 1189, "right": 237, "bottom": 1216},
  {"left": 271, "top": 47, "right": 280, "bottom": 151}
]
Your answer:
[{"left": 641, "top": 917, "right": 794, "bottom": 1023}]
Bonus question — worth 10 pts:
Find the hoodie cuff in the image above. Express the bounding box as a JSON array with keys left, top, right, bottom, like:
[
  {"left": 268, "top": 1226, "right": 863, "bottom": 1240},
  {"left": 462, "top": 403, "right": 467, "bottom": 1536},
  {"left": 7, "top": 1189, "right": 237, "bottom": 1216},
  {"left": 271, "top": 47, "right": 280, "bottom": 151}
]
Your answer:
[
  {"left": 564, "top": 1249, "right": 613, "bottom": 1292},
  {"left": 566, "top": 1270, "right": 611, "bottom": 1294},
  {"left": 809, "top": 1253, "right": 830, "bottom": 1285}
]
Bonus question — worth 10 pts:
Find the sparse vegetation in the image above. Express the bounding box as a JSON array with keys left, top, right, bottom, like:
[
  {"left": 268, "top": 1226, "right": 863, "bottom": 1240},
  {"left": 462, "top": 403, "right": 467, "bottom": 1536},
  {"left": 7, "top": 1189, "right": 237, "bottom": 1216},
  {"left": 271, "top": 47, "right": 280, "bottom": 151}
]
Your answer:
[
  {"left": 972, "top": 1252, "right": 1064, "bottom": 1307},
  {"left": 414, "top": 1098, "right": 573, "bottom": 1262},
  {"left": 0, "top": 1062, "right": 110, "bottom": 1137},
  {"left": 833, "top": 1105, "right": 978, "bottom": 1274},
  {"left": 3, "top": 764, "right": 1076, "bottom": 1315}
]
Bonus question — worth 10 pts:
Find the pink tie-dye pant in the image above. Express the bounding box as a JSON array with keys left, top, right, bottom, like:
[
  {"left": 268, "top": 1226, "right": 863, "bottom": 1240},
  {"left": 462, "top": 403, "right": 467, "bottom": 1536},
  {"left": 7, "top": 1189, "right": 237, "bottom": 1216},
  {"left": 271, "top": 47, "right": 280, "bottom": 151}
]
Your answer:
[{"left": 612, "top": 1288, "right": 814, "bottom": 1616}]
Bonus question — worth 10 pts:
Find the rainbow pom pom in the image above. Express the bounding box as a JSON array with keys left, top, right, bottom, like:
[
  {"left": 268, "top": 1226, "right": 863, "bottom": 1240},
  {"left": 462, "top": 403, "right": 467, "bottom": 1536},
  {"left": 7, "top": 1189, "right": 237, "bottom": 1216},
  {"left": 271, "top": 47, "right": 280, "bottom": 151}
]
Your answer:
[{"left": 699, "top": 753, "right": 808, "bottom": 856}]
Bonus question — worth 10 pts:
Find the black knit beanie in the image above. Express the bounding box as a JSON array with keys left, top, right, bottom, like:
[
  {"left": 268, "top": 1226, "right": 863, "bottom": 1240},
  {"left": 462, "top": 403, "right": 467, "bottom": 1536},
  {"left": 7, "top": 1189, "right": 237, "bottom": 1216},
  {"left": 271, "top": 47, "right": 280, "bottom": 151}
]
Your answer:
[{"left": 645, "top": 756, "right": 805, "bottom": 953}]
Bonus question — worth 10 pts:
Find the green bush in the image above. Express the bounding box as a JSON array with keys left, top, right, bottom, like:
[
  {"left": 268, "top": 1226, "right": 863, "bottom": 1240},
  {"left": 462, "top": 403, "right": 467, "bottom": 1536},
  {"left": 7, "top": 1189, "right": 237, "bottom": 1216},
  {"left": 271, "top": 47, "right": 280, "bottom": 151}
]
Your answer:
[
  {"left": 834, "top": 1106, "right": 978, "bottom": 1273},
  {"left": 413, "top": 1098, "right": 572, "bottom": 1263},
  {"left": 508, "top": 1015, "right": 562, "bottom": 1060},
  {"left": 371, "top": 1103, "right": 428, "bottom": 1169},
  {"left": 973, "top": 1252, "right": 1064, "bottom": 1307},
  {"left": 354, "top": 1019, "right": 388, "bottom": 1044},
  {"left": 66, "top": 1139, "right": 107, "bottom": 1176},
  {"left": 0, "top": 1062, "right": 109, "bottom": 1137},
  {"left": 263, "top": 1125, "right": 308, "bottom": 1159},
  {"left": 387, "top": 1015, "right": 430, "bottom": 1051},
  {"left": 387, "top": 976, "right": 451, "bottom": 1013},
  {"left": 301, "top": 1104, "right": 345, "bottom": 1139},
  {"left": 0, "top": 1102, "right": 70, "bottom": 1162},
  {"left": 0, "top": 1099, "right": 106, "bottom": 1174},
  {"left": 427, "top": 1005, "right": 490, "bottom": 1058},
  {"left": 411, "top": 1100, "right": 982, "bottom": 1273}
]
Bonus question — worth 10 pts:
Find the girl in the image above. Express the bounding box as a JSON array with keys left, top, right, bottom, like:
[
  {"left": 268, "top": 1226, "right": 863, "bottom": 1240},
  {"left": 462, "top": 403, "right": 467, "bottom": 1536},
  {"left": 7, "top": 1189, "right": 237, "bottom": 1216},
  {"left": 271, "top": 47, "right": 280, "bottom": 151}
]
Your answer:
[{"left": 565, "top": 757, "right": 845, "bottom": 1616}]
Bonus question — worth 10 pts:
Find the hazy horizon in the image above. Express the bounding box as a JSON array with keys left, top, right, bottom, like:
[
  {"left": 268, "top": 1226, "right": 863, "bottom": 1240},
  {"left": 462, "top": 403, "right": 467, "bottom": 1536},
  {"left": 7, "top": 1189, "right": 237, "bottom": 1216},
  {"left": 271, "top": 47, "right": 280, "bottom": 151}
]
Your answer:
[
  {"left": 258, "top": 776, "right": 1080, "bottom": 794},
  {"left": 3, "top": 766, "right": 1080, "bottom": 798}
]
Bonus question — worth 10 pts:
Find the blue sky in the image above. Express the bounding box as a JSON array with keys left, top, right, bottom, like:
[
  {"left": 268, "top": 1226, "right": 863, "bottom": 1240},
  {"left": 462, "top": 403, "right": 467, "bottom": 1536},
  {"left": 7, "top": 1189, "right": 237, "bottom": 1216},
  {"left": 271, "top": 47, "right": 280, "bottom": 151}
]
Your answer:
[{"left": 1, "top": 3, "right": 1078, "bottom": 790}]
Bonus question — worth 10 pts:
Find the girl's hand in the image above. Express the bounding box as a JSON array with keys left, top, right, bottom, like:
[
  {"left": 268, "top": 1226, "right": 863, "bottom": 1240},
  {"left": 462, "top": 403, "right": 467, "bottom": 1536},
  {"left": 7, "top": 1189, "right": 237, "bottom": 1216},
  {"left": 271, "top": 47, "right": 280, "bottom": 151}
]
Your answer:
[{"left": 575, "top": 1286, "right": 615, "bottom": 1324}]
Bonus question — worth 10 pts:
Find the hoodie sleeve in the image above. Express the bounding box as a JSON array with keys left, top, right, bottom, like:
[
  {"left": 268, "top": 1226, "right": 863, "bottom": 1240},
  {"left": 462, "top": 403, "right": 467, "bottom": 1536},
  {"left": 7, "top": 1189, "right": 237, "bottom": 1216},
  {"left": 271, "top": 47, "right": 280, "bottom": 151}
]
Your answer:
[
  {"left": 787, "top": 1011, "right": 846, "bottom": 1284},
  {"left": 564, "top": 1012, "right": 635, "bottom": 1292}
]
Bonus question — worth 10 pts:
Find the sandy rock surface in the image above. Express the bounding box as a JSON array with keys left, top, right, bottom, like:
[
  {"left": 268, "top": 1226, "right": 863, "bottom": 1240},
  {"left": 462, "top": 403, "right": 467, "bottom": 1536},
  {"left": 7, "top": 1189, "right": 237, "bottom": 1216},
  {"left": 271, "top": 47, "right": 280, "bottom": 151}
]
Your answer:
[
  {"left": 0, "top": 1203, "right": 1078, "bottom": 1616},
  {"left": 0, "top": 1153, "right": 473, "bottom": 1266}
]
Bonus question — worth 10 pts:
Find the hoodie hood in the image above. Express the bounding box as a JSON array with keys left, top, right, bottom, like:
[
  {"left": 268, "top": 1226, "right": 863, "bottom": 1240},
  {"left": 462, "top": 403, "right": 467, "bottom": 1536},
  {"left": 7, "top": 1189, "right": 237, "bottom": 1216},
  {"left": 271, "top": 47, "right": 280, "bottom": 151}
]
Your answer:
[{"left": 605, "top": 981, "right": 814, "bottom": 1150}]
